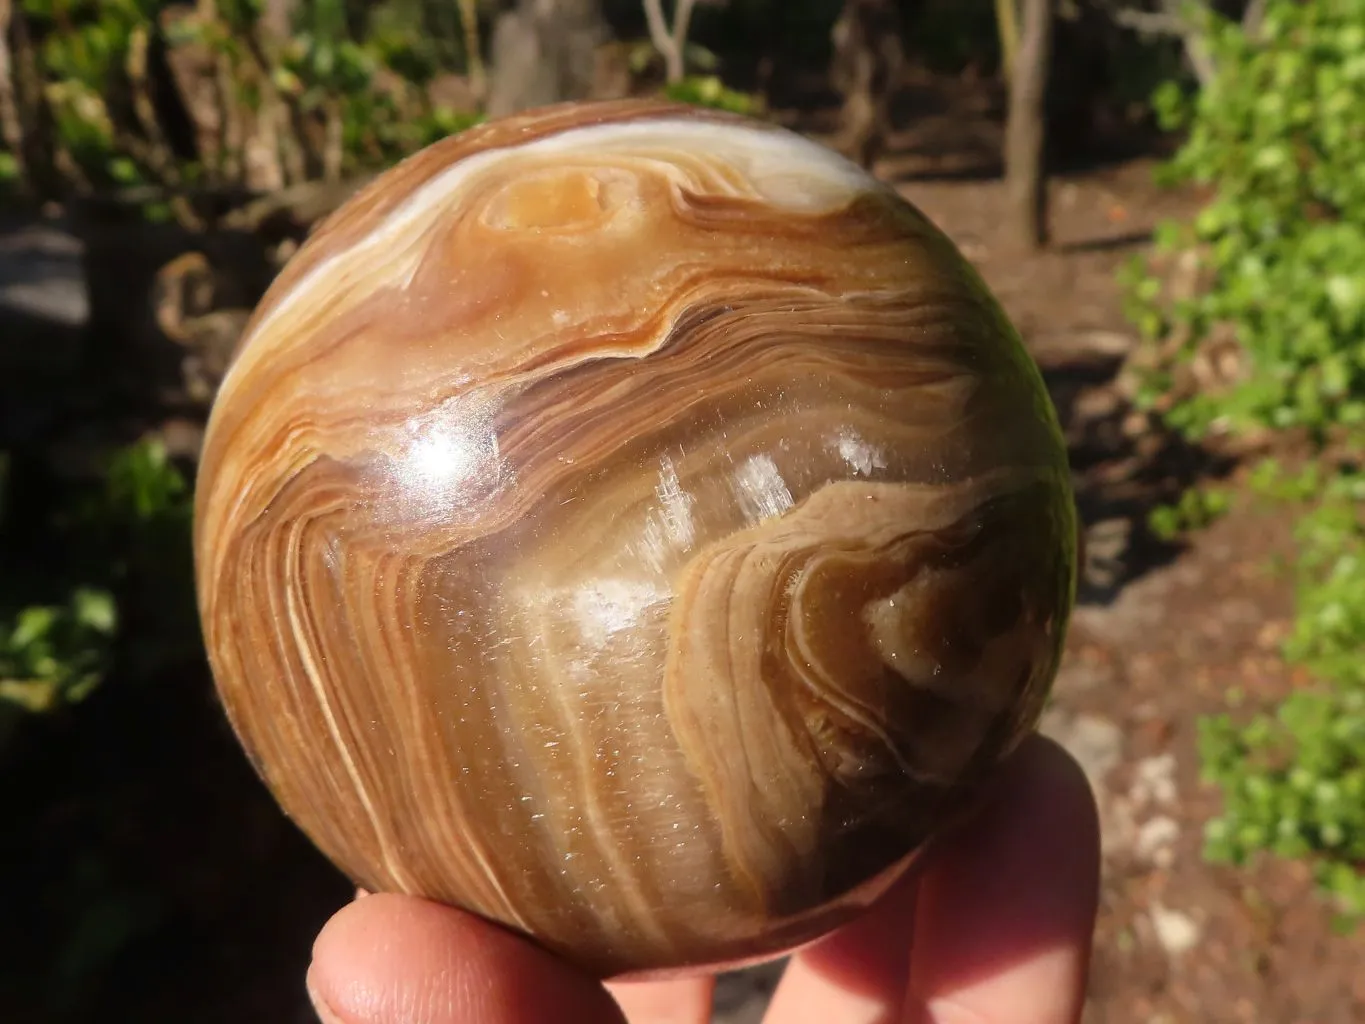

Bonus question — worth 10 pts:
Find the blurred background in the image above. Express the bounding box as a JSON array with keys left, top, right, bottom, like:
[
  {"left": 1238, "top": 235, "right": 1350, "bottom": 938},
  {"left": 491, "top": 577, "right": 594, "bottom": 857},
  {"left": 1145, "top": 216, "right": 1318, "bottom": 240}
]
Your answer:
[{"left": 1, "top": 0, "right": 1363, "bottom": 1021}]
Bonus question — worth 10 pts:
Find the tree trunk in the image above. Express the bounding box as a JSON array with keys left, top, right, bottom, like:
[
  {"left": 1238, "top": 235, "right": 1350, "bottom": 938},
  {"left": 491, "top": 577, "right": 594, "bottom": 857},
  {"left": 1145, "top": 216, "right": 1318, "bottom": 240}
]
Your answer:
[
  {"left": 995, "top": 0, "right": 1018, "bottom": 80},
  {"left": 258, "top": 0, "right": 297, "bottom": 39},
  {"left": 830, "top": 0, "right": 903, "bottom": 172},
  {"left": 1003, "top": 0, "right": 1053, "bottom": 251},
  {"left": 485, "top": 0, "right": 609, "bottom": 118},
  {"left": 0, "top": 0, "right": 26, "bottom": 194},
  {"left": 7, "top": 2, "right": 56, "bottom": 196}
]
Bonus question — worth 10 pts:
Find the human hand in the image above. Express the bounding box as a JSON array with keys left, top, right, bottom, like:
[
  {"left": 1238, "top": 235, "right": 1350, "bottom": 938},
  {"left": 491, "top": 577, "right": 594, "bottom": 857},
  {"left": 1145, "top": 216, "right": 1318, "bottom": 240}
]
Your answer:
[{"left": 305, "top": 735, "right": 1100, "bottom": 1024}]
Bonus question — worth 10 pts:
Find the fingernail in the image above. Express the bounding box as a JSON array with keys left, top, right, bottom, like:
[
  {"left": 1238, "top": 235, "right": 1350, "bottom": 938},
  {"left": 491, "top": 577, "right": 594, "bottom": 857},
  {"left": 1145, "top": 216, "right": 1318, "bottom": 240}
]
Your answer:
[{"left": 306, "top": 967, "right": 349, "bottom": 1024}]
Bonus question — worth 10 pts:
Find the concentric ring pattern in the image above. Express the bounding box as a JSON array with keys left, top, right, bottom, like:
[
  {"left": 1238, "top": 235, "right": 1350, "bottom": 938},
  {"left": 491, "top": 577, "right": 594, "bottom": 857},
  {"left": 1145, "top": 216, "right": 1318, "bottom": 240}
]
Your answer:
[{"left": 194, "top": 99, "right": 1077, "bottom": 977}]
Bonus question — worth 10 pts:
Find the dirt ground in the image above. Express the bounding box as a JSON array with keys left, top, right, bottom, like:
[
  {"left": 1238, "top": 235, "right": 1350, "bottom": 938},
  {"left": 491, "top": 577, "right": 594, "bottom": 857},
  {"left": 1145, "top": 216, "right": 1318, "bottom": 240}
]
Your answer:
[
  {"left": 4, "top": 82, "right": 1364, "bottom": 1024},
  {"left": 713, "top": 96, "right": 1365, "bottom": 1022},
  {"left": 894, "top": 145, "right": 1365, "bottom": 1024}
]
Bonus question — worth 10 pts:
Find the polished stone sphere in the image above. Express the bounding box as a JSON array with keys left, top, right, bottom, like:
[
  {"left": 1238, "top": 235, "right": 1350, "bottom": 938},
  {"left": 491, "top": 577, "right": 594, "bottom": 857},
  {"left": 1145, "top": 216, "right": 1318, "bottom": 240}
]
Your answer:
[{"left": 193, "top": 98, "right": 1077, "bottom": 979}]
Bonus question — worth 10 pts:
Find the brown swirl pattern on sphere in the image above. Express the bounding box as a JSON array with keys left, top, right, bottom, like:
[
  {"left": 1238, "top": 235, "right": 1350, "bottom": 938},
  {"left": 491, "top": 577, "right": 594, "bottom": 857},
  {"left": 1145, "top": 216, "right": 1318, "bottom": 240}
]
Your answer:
[{"left": 194, "top": 98, "right": 1077, "bottom": 978}]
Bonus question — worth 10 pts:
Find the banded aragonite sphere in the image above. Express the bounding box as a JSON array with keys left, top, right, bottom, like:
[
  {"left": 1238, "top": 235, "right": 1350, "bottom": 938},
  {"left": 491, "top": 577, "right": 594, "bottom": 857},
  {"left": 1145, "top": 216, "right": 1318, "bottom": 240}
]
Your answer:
[{"left": 194, "top": 99, "right": 1077, "bottom": 979}]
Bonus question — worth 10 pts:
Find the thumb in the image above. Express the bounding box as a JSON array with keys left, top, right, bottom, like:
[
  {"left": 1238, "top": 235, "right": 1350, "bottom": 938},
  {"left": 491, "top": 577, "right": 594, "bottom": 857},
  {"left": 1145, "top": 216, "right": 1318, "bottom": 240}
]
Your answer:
[{"left": 306, "top": 892, "right": 628, "bottom": 1024}]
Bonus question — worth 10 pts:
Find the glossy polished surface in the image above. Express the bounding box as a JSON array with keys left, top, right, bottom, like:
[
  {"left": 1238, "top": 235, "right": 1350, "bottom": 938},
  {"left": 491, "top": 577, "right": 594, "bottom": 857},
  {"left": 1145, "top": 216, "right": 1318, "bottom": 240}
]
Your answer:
[{"left": 194, "top": 99, "right": 1077, "bottom": 978}]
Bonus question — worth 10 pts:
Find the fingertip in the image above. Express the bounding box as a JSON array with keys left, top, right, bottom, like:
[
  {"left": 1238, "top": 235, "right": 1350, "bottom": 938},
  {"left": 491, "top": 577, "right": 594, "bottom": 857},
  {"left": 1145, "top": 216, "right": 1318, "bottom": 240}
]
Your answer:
[
  {"left": 307, "top": 893, "right": 627, "bottom": 1024},
  {"left": 906, "top": 734, "right": 1101, "bottom": 1023},
  {"left": 605, "top": 974, "right": 717, "bottom": 1024},
  {"left": 763, "top": 866, "right": 919, "bottom": 1024}
]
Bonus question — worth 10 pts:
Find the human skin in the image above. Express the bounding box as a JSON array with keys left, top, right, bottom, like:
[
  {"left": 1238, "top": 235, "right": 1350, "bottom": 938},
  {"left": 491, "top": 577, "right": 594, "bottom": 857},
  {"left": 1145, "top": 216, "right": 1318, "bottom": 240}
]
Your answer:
[{"left": 304, "top": 734, "right": 1100, "bottom": 1024}]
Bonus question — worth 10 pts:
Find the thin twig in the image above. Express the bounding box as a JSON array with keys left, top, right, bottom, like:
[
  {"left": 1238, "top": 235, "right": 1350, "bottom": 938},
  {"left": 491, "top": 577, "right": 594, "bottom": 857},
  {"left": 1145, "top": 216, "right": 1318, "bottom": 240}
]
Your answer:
[
  {"left": 9, "top": 4, "right": 58, "bottom": 193},
  {"left": 641, "top": 0, "right": 697, "bottom": 84},
  {"left": 1105, "top": 0, "right": 1217, "bottom": 88},
  {"left": 321, "top": 96, "right": 342, "bottom": 182},
  {"left": 672, "top": 0, "right": 698, "bottom": 70},
  {"left": 456, "top": 0, "right": 485, "bottom": 102},
  {"left": 52, "top": 141, "right": 91, "bottom": 193},
  {"left": 240, "top": 20, "right": 309, "bottom": 185},
  {"left": 1241, "top": 0, "right": 1270, "bottom": 39},
  {"left": 1162, "top": 0, "right": 1217, "bottom": 88},
  {"left": 125, "top": 26, "right": 204, "bottom": 228},
  {"left": 1108, "top": 6, "right": 1181, "bottom": 33}
]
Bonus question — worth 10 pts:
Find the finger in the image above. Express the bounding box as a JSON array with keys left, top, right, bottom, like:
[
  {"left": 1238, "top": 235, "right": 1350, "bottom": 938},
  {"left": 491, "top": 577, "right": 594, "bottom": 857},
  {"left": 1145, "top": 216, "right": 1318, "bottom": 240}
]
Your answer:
[
  {"left": 762, "top": 867, "right": 918, "bottom": 1024},
  {"left": 904, "top": 735, "right": 1101, "bottom": 1024},
  {"left": 306, "top": 892, "right": 628, "bottom": 1024},
  {"left": 763, "top": 734, "right": 1098, "bottom": 1024},
  {"left": 606, "top": 974, "right": 716, "bottom": 1024}
]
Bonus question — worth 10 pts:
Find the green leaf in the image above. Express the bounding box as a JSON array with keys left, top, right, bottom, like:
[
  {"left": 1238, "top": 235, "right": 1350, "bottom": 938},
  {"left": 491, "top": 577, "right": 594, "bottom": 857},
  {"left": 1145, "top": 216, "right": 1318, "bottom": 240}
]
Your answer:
[
  {"left": 72, "top": 588, "right": 117, "bottom": 635},
  {"left": 10, "top": 606, "right": 58, "bottom": 650}
]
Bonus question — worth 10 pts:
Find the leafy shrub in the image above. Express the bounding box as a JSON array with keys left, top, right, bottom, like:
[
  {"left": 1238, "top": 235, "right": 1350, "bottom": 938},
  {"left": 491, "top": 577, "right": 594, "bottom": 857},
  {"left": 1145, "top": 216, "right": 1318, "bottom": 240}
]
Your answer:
[
  {"left": 661, "top": 75, "right": 763, "bottom": 115},
  {"left": 0, "top": 439, "right": 192, "bottom": 722},
  {"left": 1199, "top": 466, "right": 1365, "bottom": 921},
  {"left": 1148, "top": 484, "right": 1232, "bottom": 542},
  {"left": 12, "top": 0, "right": 482, "bottom": 200},
  {"left": 0, "top": 589, "right": 118, "bottom": 713},
  {"left": 1126, "top": 0, "right": 1365, "bottom": 920},
  {"left": 1127, "top": 0, "right": 1365, "bottom": 444},
  {"left": 1200, "top": 688, "right": 1365, "bottom": 921}
]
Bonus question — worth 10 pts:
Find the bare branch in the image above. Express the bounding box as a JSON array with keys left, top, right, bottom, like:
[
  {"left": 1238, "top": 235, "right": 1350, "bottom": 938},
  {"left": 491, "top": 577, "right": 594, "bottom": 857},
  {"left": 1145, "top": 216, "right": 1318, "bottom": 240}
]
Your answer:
[
  {"left": 831, "top": 0, "right": 902, "bottom": 170},
  {"left": 1104, "top": 1, "right": 1217, "bottom": 89},
  {"left": 126, "top": 27, "right": 184, "bottom": 188},
  {"left": 456, "top": 0, "right": 486, "bottom": 103},
  {"left": 641, "top": 0, "right": 698, "bottom": 84},
  {"left": 672, "top": 0, "right": 698, "bottom": 67},
  {"left": 238, "top": 23, "right": 308, "bottom": 186},
  {"left": 641, "top": 0, "right": 680, "bottom": 83},
  {"left": 321, "top": 97, "right": 343, "bottom": 183},
  {"left": 1108, "top": 6, "right": 1183, "bottom": 34},
  {"left": 1162, "top": 0, "right": 1217, "bottom": 88},
  {"left": 221, "top": 172, "right": 376, "bottom": 234},
  {"left": 52, "top": 142, "right": 92, "bottom": 193},
  {"left": 1242, "top": 0, "right": 1270, "bottom": 39}
]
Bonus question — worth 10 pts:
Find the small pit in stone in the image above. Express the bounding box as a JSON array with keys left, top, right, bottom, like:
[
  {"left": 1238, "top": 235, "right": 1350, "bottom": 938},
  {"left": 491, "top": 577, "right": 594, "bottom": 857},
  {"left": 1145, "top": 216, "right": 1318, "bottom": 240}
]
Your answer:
[{"left": 484, "top": 167, "right": 637, "bottom": 232}]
